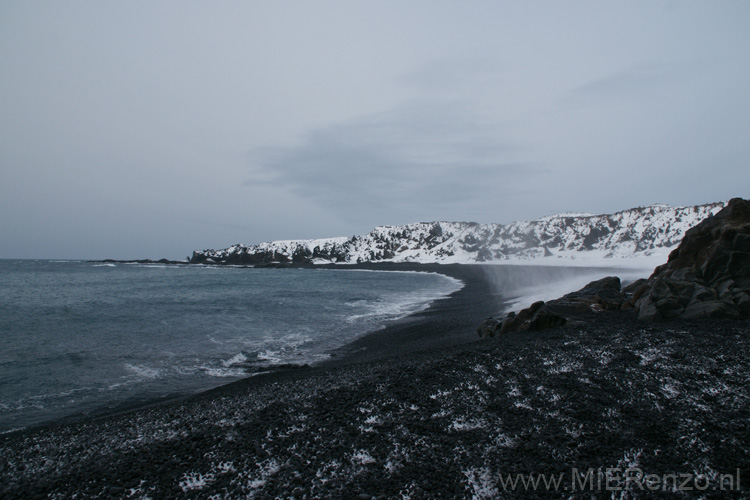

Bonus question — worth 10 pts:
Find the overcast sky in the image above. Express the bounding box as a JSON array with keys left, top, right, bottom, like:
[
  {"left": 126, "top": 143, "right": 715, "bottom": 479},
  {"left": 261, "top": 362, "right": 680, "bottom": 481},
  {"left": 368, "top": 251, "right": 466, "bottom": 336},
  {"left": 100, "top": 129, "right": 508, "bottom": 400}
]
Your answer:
[{"left": 2, "top": 1, "right": 749, "bottom": 259}]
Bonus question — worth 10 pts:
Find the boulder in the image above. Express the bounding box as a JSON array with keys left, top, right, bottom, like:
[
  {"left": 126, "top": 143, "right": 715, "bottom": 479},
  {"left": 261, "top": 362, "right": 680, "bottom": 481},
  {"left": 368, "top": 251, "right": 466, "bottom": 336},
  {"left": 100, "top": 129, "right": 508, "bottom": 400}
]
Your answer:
[
  {"left": 497, "top": 277, "right": 627, "bottom": 333},
  {"left": 499, "top": 301, "right": 545, "bottom": 333},
  {"left": 561, "top": 276, "right": 623, "bottom": 310},
  {"left": 622, "top": 278, "right": 647, "bottom": 295},
  {"left": 681, "top": 300, "right": 739, "bottom": 320},
  {"left": 477, "top": 317, "right": 502, "bottom": 339},
  {"left": 526, "top": 309, "right": 568, "bottom": 330}
]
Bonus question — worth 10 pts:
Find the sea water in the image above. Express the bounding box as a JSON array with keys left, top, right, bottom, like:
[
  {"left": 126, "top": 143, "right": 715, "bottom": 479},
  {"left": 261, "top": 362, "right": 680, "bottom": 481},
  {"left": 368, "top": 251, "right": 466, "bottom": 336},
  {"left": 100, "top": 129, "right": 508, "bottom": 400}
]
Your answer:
[{"left": 0, "top": 260, "right": 462, "bottom": 432}]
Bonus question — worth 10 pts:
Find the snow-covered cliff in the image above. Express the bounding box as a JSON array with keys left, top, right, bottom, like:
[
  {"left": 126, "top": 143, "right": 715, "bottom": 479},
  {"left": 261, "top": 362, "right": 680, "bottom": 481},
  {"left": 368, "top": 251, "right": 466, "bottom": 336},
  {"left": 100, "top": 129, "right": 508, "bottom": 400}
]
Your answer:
[{"left": 190, "top": 202, "right": 726, "bottom": 268}]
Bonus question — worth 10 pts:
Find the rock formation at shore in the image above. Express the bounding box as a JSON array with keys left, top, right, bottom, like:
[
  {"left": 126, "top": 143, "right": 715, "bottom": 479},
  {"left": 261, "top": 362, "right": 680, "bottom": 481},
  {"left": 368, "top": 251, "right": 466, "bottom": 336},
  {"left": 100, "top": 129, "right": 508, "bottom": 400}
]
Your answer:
[
  {"left": 484, "top": 198, "right": 750, "bottom": 336},
  {"left": 633, "top": 197, "right": 750, "bottom": 321}
]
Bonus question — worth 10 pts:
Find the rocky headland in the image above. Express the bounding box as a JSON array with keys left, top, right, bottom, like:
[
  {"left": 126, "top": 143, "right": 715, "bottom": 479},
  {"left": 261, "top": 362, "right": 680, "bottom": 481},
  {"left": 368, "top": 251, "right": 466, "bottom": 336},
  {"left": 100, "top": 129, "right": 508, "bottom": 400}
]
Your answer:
[{"left": 482, "top": 198, "right": 750, "bottom": 337}]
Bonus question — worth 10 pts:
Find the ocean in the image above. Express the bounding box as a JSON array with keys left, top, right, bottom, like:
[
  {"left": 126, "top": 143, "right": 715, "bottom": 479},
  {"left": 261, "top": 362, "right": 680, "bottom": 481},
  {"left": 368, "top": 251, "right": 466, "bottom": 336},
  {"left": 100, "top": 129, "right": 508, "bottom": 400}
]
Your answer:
[{"left": 0, "top": 260, "right": 462, "bottom": 432}]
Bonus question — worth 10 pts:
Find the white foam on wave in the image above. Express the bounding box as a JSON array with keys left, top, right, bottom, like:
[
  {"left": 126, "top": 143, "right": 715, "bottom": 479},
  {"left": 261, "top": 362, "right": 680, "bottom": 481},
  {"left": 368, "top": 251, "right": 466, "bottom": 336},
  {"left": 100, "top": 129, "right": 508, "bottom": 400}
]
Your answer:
[
  {"left": 316, "top": 267, "right": 466, "bottom": 289},
  {"left": 200, "top": 365, "right": 247, "bottom": 378},
  {"left": 345, "top": 278, "right": 463, "bottom": 326},
  {"left": 221, "top": 352, "right": 248, "bottom": 367},
  {"left": 122, "top": 360, "right": 249, "bottom": 380},
  {"left": 257, "top": 350, "right": 281, "bottom": 363},
  {"left": 93, "top": 263, "right": 116, "bottom": 267},
  {"left": 318, "top": 267, "right": 445, "bottom": 275},
  {"left": 1, "top": 385, "right": 97, "bottom": 415},
  {"left": 0, "top": 399, "right": 44, "bottom": 412},
  {"left": 0, "top": 426, "right": 25, "bottom": 434},
  {"left": 242, "top": 329, "right": 317, "bottom": 362},
  {"left": 124, "top": 363, "right": 161, "bottom": 379},
  {"left": 345, "top": 299, "right": 409, "bottom": 324}
]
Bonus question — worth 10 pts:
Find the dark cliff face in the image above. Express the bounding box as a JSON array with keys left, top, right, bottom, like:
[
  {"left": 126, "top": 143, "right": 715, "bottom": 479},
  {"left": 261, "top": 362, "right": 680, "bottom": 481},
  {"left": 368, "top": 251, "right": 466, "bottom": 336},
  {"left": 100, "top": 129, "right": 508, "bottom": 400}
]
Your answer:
[
  {"left": 634, "top": 198, "right": 750, "bottom": 321},
  {"left": 658, "top": 198, "right": 750, "bottom": 282}
]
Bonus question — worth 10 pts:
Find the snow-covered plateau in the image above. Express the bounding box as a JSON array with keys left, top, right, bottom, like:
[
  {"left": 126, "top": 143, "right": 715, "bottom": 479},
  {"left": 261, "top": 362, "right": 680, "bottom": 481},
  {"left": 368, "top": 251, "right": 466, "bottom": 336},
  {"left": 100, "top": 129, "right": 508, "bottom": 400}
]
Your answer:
[{"left": 190, "top": 201, "right": 726, "bottom": 269}]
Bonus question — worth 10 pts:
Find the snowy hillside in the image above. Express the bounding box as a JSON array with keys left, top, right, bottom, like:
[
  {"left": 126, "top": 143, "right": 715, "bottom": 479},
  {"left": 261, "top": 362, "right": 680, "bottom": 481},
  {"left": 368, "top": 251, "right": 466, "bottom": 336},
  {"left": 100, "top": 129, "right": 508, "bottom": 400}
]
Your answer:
[{"left": 190, "top": 202, "right": 726, "bottom": 268}]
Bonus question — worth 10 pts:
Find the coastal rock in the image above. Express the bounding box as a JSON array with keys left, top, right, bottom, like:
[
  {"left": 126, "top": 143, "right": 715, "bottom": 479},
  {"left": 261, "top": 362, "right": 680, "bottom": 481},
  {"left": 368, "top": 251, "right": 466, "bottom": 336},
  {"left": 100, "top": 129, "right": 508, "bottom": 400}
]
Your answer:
[
  {"left": 560, "top": 276, "right": 623, "bottom": 310},
  {"left": 634, "top": 198, "right": 750, "bottom": 321},
  {"left": 619, "top": 278, "right": 647, "bottom": 309},
  {"left": 476, "top": 317, "right": 502, "bottom": 338},
  {"left": 487, "top": 198, "right": 750, "bottom": 334},
  {"left": 498, "top": 301, "right": 546, "bottom": 333},
  {"left": 476, "top": 198, "right": 750, "bottom": 335},
  {"left": 190, "top": 248, "right": 291, "bottom": 265},
  {"left": 497, "top": 278, "right": 633, "bottom": 334}
]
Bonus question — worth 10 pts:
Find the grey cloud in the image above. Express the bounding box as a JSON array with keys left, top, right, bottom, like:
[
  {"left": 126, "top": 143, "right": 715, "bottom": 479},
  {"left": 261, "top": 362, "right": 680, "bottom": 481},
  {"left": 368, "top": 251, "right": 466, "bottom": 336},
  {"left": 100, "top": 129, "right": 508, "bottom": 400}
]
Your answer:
[
  {"left": 4, "top": 1, "right": 749, "bottom": 259},
  {"left": 567, "top": 63, "right": 679, "bottom": 104},
  {"left": 246, "top": 100, "right": 536, "bottom": 222},
  {"left": 190, "top": 219, "right": 257, "bottom": 233},
  {"left": 398, "top": 57, "right": 506, "bottom": 93}
]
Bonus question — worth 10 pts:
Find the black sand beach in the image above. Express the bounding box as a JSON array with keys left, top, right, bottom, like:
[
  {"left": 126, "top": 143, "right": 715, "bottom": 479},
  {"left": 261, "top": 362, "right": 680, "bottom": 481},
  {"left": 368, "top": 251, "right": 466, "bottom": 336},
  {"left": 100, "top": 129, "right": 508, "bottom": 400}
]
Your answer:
[{"left": 2, "top": 264, "right": 749, "bottom": 499}]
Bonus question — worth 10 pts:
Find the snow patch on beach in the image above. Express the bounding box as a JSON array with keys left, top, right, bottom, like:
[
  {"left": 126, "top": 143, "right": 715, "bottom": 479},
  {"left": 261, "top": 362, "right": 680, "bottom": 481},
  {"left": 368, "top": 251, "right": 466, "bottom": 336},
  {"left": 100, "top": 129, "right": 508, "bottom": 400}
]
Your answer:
[
  {"left": 464, "top": 467, "right": 500, "bottom": 500},
  {"left": 350, "top": 450, "right": 376, "bottom": 465},
  {"left": 450, "top": 417, "right": 487, "bottom": 432},
  {"left": 180, "top": 471, "right": 214, "bottom": 491}
]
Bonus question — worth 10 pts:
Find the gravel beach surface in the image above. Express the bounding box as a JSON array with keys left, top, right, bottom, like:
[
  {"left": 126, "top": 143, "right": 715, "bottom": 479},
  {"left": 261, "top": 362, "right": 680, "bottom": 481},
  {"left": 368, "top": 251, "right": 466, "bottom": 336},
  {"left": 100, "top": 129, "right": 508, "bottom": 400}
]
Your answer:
[{"left": 2, "top": 264, "right": 749, "bottom": 499}]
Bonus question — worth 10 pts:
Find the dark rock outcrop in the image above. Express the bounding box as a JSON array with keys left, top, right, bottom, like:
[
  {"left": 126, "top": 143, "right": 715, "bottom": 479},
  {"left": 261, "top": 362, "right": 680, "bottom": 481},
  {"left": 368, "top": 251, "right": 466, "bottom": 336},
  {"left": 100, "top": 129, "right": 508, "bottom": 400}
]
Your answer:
[
  {"left": 634, "top": 197, "right": 750, "bottom": 321},
  {"left": 190, "top": 249, "right": 291, "bottom": 265},
  {"left": 497, "top": 277, "right": 643, "bottom": 333},
  {"left": 476, "top": 317, "right": 502, "bottom": 338},
  {"left": 485, "top": 198, "right": 750, "bottom": 336},
  {"left": 96, "top": 258, "right": 187, "bottom": 265}
]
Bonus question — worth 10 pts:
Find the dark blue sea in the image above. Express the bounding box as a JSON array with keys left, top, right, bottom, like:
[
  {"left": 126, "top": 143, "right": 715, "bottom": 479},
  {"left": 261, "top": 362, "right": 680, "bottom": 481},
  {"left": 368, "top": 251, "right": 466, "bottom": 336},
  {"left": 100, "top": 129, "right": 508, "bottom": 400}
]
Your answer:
[{"left": 0, "top": 260, "right": 462, "bottom": 432}]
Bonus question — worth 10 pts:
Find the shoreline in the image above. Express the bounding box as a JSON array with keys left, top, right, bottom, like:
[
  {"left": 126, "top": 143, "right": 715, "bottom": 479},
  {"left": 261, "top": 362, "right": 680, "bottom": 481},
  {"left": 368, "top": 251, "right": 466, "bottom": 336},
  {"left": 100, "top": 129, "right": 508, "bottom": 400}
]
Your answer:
[
  {"left": 190, "top": 262, "right": 506, "bottom": 405},
  {"left": 3, "top": 262, "right": 650, "bottom": 434},
  {"left": 2, "top": 262, "right": 505, "bottom": 435},
  {"left": 2, "top": 262, "right": 749, "bottom": 498},
  {"left": 316, "top": 262, "right": 505, "bottom": 366}
]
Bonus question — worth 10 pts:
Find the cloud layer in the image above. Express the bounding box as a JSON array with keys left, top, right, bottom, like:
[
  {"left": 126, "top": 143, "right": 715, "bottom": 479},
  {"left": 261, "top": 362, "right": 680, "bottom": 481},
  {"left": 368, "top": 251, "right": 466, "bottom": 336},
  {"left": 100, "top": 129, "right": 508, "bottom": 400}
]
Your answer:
[
  {"left": 249, "top": 99, "right": 535, "bottom": 224},
  {"left": 1, "top": 1, "right": 749, "bottom": 258}
]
